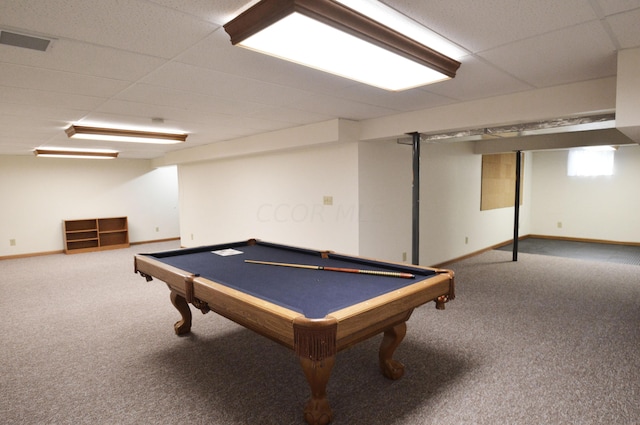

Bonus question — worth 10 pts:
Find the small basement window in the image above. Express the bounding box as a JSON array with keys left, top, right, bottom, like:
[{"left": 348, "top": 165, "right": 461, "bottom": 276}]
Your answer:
[{"left": 567, "top": 146, "right": 615, "bottom": 177}]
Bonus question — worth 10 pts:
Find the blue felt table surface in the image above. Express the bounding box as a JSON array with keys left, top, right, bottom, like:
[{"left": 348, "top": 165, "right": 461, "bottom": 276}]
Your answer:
[{"left": 143, "top": 242, "right": 435, "bottom": 319}]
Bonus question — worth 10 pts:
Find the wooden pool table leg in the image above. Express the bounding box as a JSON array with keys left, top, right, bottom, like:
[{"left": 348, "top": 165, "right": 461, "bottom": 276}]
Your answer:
[
  {"left": 299, "top": 355, "right": 335, "bottom": 425},
  {"left": 169, "top": 291, "right": 192, "bottom": 335},
  {"left": 379, "top": 322, "right": 407, "bottom": 380}
]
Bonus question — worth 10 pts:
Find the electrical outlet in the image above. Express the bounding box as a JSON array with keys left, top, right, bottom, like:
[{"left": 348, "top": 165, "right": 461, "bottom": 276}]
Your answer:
[
  {"left": 465, "top": 236, "right": 469, "bottom": 244},
  {"left": 9, "top": 239, "right": 16, "bottom": 246},
  {"left": 323, "top": 196, "right": 333, "bottom": 206},
  {"left": 155, "top": 227, "right": 159, "bottom": 232},
  {"left": 557, "top": 222, "right": 563, "bottom": 229},
  {"left": 402, "top": 252, "right": 407, "bottom": 261}
]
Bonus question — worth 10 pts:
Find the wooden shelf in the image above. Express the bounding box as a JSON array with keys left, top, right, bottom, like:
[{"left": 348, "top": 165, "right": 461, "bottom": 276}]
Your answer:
[{"left": 63, "top": 217, "right": 129, "bottom": 254}]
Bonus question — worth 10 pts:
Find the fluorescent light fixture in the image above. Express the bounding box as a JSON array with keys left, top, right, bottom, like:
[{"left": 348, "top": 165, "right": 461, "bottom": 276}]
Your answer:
[
  {"left": 334, "top": 0, "right": 466, "bottom": 60},
  {"left": 34, "top": 148, "right": 119, "bottom": 159},
  {"left": 65, "top": 125, "right": 187, "bottom": 144},
  {"left": 224, "top": 0, "right": 461, "bottom": 91}
]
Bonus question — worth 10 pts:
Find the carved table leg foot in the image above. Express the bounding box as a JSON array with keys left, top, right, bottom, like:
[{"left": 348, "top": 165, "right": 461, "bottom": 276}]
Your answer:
[
  {"left": 299, "top": 356, "right": 335, "bottom": 425},
  {"left": 170, "top": 291, "right": 192, "bottom": 335},
  {"left": 379, "top": 322, "right": 407, "bottom": 380},
  {"left": 303, "top": 397, "right": 332, "bottom": 425}
]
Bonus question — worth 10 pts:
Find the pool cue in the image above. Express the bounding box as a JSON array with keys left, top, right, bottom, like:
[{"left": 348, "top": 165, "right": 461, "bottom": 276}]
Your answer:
[{"left": 244, "top": 259, "right": 415, "bottom": 279}]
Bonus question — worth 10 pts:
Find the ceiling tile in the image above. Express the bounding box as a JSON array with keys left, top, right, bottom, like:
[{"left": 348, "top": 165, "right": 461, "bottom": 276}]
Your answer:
[
  {"left": 0, "top": 114, "right": 69, "bottom": 148},
  {"left": 386, "top": 0, "right": 598, "bottom": 52},
  {"left": 596, "top": 0, "right": 640, "bottom": 15},
  {"left": 333, "top": 83, "right": 456, "bottom": 112},
  {"left": 245, "top": 105, "right": 334, "bottom": 126},
  {"left": 140, "top": 61, "right": 312, "bottom": 107},
  {"left": 146, "top": 0, "right": 252, "bottom": 25},
  {"left": 0, "top": 0, "right": 217, "bottom": 58},
  {"left": 425, "top": 56, "right": 534, "bottom": 101},
  {"left": 606, "top": 8, "right": 640, "bottom": 48},
  {"left": 287, "top": 94, "right": 398, "bottom": 121},
  {"left": 1, "top": 0, "right": 639, "bottom": 158},
  {"left": 112, "top": 83, "right": 267, "bottom": 117},
  {"left": 0, "top": 39, "right": 166, "bottom": 80},
  {"left": 0, "top": 102, "right": 87, "bottom": 123},
  {"left": 0, "top": 86, "right": 103, "bottom": 110},
  {"left": 478, "top": 21, "right": 617, "bottom": 87},
  {"left": 0, "top": 62, "right": 130, "bottom": 97}
]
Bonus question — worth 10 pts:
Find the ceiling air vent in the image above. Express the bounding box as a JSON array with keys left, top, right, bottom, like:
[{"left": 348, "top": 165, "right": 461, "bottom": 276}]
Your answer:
[{"left": 0, "top": 30, "right": 52, "bottom": 52}]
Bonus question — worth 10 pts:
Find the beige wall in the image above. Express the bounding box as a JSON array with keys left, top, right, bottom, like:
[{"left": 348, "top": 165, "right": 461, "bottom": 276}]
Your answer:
[
  {"left": 177, "top": 142, "right": 361, "bottom": 255},
  {"left": 530, "top": 144, "right": 640, "bottom": 242},
  {"left": 358, "top": 140, "right": 533, "bottom": 266},
  {"left": 0, "top": 156, "right": 179, "bottom": 257},
  {"left": 4, "top": 75, "right": 638, "bottom": 261}
]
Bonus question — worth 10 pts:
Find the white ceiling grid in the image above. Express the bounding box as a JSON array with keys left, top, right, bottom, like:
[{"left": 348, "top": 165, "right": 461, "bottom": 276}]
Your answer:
[{"left": 0, "top": 0, "right": 638, "bottom": 158}]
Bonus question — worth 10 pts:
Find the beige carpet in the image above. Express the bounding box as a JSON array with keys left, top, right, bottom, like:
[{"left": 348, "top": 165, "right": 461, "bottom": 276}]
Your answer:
[
  {"left": 2, "top": 241, "right": 639, "bottom": 424},
  {"left": 498, "top": 237, "right": 640, "bottom": 266}
]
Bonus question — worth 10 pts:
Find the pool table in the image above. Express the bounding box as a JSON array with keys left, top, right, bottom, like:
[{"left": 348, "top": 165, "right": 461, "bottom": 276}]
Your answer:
[{"left": 134, "top": 239, "right": 454, "bottom": 424}]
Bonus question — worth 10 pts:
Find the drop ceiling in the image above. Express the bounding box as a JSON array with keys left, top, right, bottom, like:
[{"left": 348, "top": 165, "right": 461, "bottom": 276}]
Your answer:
[{"left": 1, "top": 0, "right": 639, "bottom": 159}]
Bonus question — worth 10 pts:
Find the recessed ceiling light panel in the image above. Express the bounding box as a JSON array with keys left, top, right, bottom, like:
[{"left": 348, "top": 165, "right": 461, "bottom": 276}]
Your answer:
[
  {"left": 224, "top": 0, "right": 461, "bottom": 91},
  {"left": 34, "top": 148, "right": 119, "bottom": 159},
  {"left": 65, "top": 125, "right": 187, "bottom": 144}
]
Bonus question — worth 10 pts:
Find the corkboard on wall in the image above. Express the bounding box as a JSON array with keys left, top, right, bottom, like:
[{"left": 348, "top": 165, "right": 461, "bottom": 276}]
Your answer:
[{"left": 481, "top": 152, "right": 523, "bottom": 211}]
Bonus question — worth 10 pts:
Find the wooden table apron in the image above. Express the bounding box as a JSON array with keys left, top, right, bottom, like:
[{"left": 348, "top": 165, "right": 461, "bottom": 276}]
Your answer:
[{"left": 134, "top": 248, "right": 454, "bottom": 425}]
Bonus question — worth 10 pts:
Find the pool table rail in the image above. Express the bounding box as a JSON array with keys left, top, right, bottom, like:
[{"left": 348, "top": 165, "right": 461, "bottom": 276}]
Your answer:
[
  {"left": 135, "top": 254, "right": 303, "bottom": 344},
  {"left": 330, "top": 269, "right": 452, "bottom": 349}
]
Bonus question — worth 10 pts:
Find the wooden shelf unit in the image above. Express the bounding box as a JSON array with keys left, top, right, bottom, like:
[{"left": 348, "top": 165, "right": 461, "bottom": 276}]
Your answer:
[{"left": 63, "top": 217, "right": 129, "bottom": 254}]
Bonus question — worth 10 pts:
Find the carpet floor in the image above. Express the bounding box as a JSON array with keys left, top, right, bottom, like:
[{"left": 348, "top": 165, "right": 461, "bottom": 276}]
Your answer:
[
  {"left": 2, "top": 241, "right": 639, "bottom": 424},
  {"left": 497, "top": 237, "right": 640, "bottom": 266}
]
